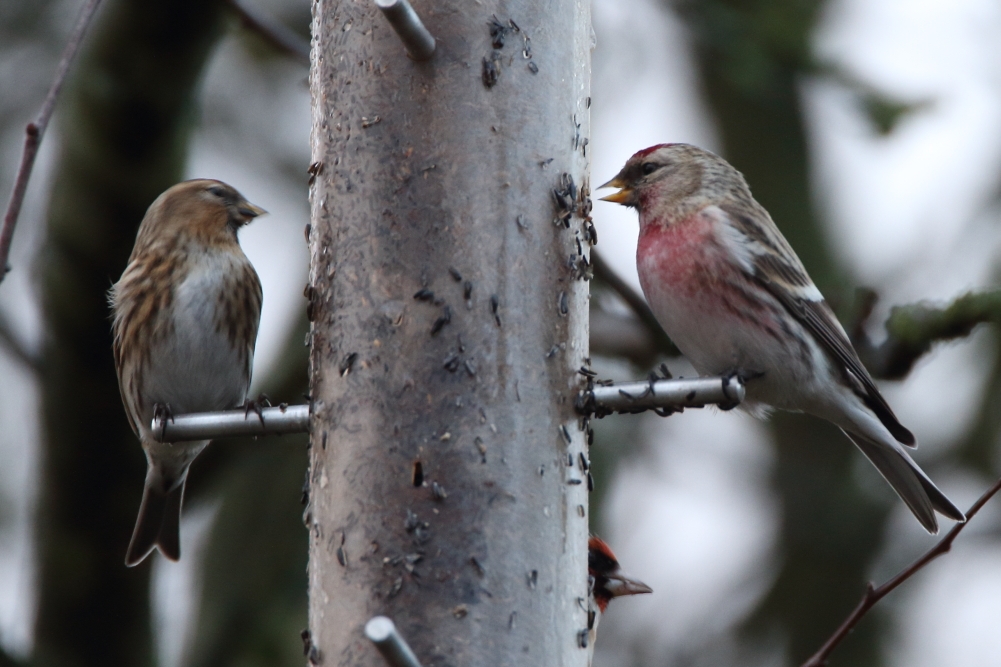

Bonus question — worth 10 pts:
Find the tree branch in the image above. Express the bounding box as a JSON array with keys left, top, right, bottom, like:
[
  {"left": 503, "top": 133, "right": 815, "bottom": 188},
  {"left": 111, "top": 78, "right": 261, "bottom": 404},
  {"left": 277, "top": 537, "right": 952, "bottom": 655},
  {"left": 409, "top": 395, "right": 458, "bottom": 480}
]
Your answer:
[
  {"left": 854, "top": 289, "right": 1001, "bottom": 380},
  {"left": 590, "top": 308, "right": 658, "bottom": 365},
  {"left": 0, "top": 309, "right": 41, "bottom": 373},
  {"left": 226, "top": 0, "right": 309, "bottom": 67},
  {"left": 800, "top": 475, "right": 1001, "bottom": 667},
  {"left": 0, "top": 0, "right": 103, "bottom": 285}
]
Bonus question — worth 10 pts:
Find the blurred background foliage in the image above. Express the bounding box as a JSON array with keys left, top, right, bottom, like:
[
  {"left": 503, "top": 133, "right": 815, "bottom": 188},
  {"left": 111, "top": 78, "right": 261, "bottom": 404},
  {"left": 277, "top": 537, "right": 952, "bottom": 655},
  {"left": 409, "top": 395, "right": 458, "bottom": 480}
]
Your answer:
[{"left": 1, "top": 0, "right": 1000, "bottom": 666}]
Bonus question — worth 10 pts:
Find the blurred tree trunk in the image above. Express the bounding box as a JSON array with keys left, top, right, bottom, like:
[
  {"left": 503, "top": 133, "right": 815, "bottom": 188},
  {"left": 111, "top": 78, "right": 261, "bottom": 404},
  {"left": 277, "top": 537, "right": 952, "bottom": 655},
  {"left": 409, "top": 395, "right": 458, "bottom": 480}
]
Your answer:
[
  {"left": 676, "top": 0, "right": 890, "bottom": 664},
  {"left": 35, "top": 0, "right": 225, "bottom": 665},
  {"left": 306, "top": 1, "right": 592, "bottom": 665},
  {"left": 185, "top": 315, "right": 310, "bottom": 667}
]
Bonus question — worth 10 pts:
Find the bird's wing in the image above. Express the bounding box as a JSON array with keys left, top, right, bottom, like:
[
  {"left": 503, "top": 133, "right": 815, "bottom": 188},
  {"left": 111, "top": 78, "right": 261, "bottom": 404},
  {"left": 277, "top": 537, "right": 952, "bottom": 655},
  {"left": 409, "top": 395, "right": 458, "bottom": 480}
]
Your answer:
[
  {"left": 110, "top": 251, "right": 180, "bottom": 439},
  {"left": 110, "top": 283, "right": 142, "bottom": 438},
  {"left": 714, "top": 203, "right": 915, "bottom": 446},
  {"left": 219, "top": 258, "right": 263, "bottom": 390}
]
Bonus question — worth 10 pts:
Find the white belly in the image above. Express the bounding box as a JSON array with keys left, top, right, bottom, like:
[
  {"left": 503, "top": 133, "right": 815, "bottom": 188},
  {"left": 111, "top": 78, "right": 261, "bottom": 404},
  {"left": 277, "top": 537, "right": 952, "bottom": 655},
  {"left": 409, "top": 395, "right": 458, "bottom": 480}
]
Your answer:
[{"left": 141, "top": 256, "right": 251, "bottom": 417}]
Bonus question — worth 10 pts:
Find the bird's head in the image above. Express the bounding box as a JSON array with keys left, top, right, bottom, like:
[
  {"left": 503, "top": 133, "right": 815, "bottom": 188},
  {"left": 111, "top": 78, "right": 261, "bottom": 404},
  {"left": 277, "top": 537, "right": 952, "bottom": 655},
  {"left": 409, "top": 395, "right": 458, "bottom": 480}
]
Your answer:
[
  {"left": 138, "top": 179, "right": 267, "bottom": 249},
  {"left": 600, "top": 143, "right": 746, "bottom": 222}
]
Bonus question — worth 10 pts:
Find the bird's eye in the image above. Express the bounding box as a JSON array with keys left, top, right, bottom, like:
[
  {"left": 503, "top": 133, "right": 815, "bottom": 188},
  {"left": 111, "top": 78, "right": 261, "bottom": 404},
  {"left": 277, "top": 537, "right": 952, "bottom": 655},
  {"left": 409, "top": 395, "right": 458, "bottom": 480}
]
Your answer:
[
  {"left": 207, "top": 185, "right": 226, "bottom": 198},
  {"left": 641, "top": 162, "right": 659, "bottom": 176}
]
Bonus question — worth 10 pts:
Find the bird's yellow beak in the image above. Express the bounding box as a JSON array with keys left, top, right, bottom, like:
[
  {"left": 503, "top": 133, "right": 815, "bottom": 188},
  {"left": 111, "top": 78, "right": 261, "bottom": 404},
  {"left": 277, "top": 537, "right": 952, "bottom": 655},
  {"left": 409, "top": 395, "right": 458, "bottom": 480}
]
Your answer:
[
  {"left": 237, "top": 202, "right": 267, "bottom": 219},
  {"left": 598, "top": 176, "right": 632, "bottom": 205}
]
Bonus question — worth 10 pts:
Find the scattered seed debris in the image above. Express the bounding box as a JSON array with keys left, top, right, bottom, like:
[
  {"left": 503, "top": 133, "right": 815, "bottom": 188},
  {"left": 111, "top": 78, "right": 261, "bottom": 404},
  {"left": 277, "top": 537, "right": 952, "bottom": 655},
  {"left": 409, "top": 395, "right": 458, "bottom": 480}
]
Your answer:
[
  {"left": 339, "top": 352, "right": 358, "bottom": 376},
  {"left": 430, "top": 306, "right": 452, "bottom": 335}
]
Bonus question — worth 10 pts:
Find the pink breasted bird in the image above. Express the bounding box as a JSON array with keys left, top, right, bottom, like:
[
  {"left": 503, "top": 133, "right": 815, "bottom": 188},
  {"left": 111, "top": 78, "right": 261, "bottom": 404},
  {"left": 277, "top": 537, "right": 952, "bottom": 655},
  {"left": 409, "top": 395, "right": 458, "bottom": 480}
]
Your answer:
[
  {"left": 600, "top": 143, "right": 964, "bottom": 533},
  {"left": 111, "top": 179, "right": 264, "bottom": 566},
  {"left": 585, "top": 536, "right": 652, "bottom": 664}
]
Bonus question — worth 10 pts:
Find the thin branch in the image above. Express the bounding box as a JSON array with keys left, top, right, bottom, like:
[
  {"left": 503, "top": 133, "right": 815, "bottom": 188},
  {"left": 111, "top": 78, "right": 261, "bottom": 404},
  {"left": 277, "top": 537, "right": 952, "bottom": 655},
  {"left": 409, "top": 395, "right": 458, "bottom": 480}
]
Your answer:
[
  {"left": 590, "top": 250, "right": 678, "bottom": 357},
  {"left": 226, "top": 0, "right": 310, "bottom": 67},
  {"left": 854, "top": 289, "right": 1001, "bottom": 380},
  {"left": 0, "top": 309, "right": 41, "bottom": 373},
  {"left": 0, "top": 0, "right": 103, "bottom": 285},
  {"left": 800, "top": 475, "right": 1001, "bottom": 667},
  {"left": 590, "top": 308, "right": 658, "bottom": 365}
]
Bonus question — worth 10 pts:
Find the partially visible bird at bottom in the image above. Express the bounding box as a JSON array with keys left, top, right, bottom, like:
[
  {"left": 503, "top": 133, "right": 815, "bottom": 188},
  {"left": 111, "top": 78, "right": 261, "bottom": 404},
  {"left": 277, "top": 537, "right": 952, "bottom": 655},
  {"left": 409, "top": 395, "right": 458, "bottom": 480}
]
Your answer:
[
  {"left": 600, "top": 143, "right": 965, "bottom": 533},
  {"left": 111, "top": 179, "right": 265, "bottom": 566},
  {"left": 586, "top": 536, "right": 652, "bottom": 665}
]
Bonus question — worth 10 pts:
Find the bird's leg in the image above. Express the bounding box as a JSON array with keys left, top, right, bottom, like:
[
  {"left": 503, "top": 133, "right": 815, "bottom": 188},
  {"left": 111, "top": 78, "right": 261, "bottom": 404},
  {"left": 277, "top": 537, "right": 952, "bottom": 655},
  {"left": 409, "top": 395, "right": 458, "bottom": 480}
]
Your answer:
[
  {"left": 242, "top": 393, "right": 271, "bottom": 425},
  {"left": 152, "top": 403, "right": 174, "bottom": 440}
]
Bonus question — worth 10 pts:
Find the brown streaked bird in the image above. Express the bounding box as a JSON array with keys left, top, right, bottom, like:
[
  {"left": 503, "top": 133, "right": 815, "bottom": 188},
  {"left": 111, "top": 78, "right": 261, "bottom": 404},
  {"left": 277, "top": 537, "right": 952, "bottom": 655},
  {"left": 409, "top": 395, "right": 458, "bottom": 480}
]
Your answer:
[
  {"left": 585, "top": 536, "right": 652, "bottom": 664},
  {"left": 111, "top": 179, "right": 265, "bottom": 566},
  {"left": 600, "top": 143, "right": 965, "bottom": 533}
]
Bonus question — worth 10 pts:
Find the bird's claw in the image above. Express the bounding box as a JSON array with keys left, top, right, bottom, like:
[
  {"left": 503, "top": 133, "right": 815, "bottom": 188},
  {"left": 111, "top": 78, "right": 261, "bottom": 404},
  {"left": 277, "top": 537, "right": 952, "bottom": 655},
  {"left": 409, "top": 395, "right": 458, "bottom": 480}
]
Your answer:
[
  {"left": 644, "top": 371, "right": 675, "bottom": 417},
  {"left": 152, "top": 403, "right": 174, "bottom": 439},
  {"left": 242, "top": 393, "right": 271, "bottom": 425},
  {"left": 718, "top": 371, "right": 751, "bottom": 411}
]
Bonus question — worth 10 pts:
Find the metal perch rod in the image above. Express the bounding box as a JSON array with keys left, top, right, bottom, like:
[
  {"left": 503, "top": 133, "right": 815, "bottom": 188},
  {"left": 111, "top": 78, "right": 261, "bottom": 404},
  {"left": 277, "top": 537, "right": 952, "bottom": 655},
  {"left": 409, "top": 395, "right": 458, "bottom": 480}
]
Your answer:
[
  {"left": 374, "top": 0, "right": 436, "bottom": 61},
  {"left": 150, "top": 404, "right": 309, "bottom": 442},
  {"left": 149, "top": 376, "right": 743, "bottom": 442},
  {"left": 578, "top": 375, "right": 745, "bottom": 416},
  {"left": 365, "top": 616, "right": 424, "bottom": 667}
]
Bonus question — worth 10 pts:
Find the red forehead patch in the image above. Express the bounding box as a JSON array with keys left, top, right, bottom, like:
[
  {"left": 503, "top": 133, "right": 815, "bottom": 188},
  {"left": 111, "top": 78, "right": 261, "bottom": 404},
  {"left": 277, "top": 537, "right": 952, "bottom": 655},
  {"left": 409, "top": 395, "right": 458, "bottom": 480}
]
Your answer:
[{"left": 631, "top": 143, "right": 674, "bottom": 160}]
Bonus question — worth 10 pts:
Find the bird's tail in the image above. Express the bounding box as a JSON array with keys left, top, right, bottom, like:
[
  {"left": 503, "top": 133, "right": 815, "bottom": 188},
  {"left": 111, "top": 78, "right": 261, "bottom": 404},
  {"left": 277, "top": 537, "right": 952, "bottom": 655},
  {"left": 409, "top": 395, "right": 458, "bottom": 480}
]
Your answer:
[
  {"left": 125, "top": 472, "right": 185, "bottom": 567},
  {"left": 843, "top": 429, "right": 965, "bottom": 534}
]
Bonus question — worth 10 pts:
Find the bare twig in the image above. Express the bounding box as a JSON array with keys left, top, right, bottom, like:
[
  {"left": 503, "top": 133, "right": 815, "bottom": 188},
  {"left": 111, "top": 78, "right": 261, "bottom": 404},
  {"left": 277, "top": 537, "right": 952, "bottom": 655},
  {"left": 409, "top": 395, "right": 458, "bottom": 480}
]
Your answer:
[
  {"left": 590, "top": 250, "right": 678, "bottom": 357},
  {"left": 801, "top": 476, "right": 1001, "bottom": 667},
  {"left": 0, "top": 0, "right": 103, "bottom": 285},
  {"left": 0, "top": 309, "right": 41, "bottom": 372},
  {"left": 590, "top": 308, "right": 657, "bottom": 365},
  {"left": 226, "top": 0, "right": 310, "bottom": 67},
  {"left": 854, "top": 288, "right": 1001, "bottom": 380}
]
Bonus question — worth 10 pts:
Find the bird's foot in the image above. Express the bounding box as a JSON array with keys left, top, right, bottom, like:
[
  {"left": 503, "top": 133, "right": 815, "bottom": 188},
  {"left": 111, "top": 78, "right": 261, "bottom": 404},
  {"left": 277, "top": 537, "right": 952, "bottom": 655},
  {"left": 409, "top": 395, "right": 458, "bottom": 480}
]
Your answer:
[
  {"left": 644, "top": 364, "right": 676, "bottom": 416},
  {"left": 152, "top": 403, "right": 174, "bottom": 439},
  {"left": 646, "top": 369, "right": 677, "bottom": 417},
  {"left": 718, "top": 370, "right": 758, "bottom": 411},
  {"left": 242, "top": 393, "right": 271, "bottom": 425}
]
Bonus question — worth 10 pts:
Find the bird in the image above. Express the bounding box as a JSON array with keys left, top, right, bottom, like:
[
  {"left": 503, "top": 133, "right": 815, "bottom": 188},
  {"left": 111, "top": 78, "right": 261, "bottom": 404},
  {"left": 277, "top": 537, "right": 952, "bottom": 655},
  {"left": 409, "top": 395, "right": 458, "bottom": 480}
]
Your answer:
[
  {"left": 585, "top": 536, "right": 652, "bottom": 664},
  {"left": 599, "top": 143, "right": 965, "bottom": 534},
  {"left": 111, "top": 179, "right": 265, "bottom": 566}
]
